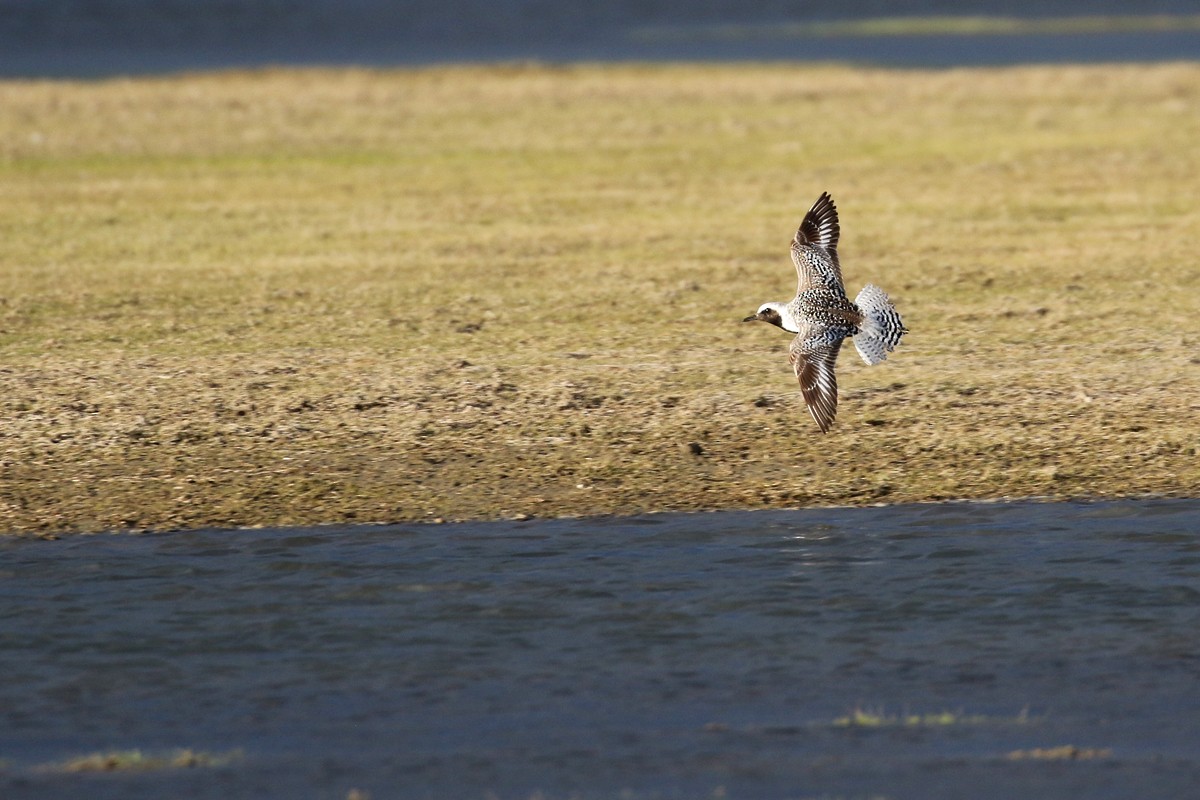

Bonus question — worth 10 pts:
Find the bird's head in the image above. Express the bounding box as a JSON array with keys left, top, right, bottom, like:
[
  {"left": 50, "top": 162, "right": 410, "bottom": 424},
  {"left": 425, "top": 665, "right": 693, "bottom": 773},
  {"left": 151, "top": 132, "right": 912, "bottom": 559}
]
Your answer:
[{"left": 743, "top": 302, "right": 787, "bottom": 329}]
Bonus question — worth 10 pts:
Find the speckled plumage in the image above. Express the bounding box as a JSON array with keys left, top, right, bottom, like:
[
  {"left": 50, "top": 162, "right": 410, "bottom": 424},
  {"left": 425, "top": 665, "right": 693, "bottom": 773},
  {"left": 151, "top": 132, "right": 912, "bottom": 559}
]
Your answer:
[{"left": 743, "top": 192, "right": 907, "bottom": 433}]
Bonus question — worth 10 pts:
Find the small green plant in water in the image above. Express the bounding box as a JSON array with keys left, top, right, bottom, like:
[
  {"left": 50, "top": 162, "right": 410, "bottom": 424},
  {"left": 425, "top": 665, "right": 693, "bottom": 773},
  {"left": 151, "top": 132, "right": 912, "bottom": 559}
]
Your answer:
[
  {"left": 1007, "top": 745, "right": 1112, "bottom": 760},
  {"left": 832, "top": 707, "right": 1029, "bottom": 727},
  {"left": 35, "top": 748, "right": 242, "bottom": 774}
]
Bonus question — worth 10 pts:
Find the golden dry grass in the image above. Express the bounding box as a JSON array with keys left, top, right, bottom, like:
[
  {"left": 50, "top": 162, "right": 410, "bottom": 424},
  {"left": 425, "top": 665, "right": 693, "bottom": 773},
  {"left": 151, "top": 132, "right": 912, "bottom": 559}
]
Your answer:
[{"left": 1, "top": 63, "right": 1198, "bottom": 533}]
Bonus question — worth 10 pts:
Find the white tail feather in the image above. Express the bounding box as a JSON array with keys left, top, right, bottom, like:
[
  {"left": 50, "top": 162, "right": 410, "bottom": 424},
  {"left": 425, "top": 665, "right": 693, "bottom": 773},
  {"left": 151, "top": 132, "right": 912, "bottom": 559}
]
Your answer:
[{"left": 853, "top": 284, "right": 906, "bottom": 366}]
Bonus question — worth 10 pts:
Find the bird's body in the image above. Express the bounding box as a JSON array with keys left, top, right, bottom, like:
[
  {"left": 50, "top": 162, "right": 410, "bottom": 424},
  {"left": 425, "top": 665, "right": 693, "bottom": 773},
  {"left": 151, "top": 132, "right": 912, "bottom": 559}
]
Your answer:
[{"left": 743, "top": 192, "right": 906, "bottom": 433}]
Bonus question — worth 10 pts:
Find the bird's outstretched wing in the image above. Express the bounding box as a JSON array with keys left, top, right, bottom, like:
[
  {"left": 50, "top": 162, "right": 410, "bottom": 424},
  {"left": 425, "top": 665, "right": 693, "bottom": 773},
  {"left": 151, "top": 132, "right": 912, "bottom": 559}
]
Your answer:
[
  {"left": 789, "top": 329, "right": 842, "bottom": 433},
  {"left": 791, "top": 192, "right": 844, "bottom": 292},
  {"left": 795, "top": 191, "right": 840, "bottom": 252}
]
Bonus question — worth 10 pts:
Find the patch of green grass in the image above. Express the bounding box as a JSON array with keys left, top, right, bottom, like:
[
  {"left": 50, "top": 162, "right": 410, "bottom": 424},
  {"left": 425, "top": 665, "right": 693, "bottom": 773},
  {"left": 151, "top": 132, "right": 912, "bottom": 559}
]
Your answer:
[
  {"left": 33, "top": 748, "right": 242, "bottom": 774},
  {"left": 632, "top": 14, "right": 1200, "bottom": 41},
  {"left": 1006, "top": 745, "right": 1113, "bottom": 761},
  {"left": 831, "top": 707, "right": 1030, "bottom": 728}
]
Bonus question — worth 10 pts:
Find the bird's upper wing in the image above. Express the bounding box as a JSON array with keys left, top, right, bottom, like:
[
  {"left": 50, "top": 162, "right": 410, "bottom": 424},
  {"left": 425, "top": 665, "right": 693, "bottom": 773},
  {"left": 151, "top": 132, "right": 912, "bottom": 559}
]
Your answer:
[
  {"left": 796, "top": 191, "right": 840, "bottom": 252},
  {"left": 789, "top": 329, "right": 842, "bottom": 434},
  {"left": 790, "top": 191, "right": 844, "bottom": 292}
]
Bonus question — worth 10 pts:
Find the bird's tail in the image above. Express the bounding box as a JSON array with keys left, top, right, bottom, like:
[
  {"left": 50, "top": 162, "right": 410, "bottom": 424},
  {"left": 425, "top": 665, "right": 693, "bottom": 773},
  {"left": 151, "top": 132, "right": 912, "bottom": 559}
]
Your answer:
[{"left": 852, "top": 284, "right": 906, "bottom": 366}]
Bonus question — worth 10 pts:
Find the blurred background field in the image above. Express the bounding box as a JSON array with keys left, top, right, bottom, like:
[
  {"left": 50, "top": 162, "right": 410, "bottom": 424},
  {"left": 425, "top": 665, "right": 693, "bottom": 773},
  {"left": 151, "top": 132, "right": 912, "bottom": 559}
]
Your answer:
[{"left": 1, "top": 62, "right": 1197, "bottom": 533}]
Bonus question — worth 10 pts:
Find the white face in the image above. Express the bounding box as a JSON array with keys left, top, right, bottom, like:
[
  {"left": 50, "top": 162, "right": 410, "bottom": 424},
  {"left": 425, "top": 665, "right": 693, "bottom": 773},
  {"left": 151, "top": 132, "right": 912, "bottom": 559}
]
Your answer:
[{"left": 755, "top": 302, "right": 800, "bottom": 333}]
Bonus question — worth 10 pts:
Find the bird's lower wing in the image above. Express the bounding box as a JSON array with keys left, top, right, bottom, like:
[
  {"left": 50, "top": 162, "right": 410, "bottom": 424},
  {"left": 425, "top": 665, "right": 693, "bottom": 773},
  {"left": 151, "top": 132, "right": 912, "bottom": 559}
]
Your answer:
[{"left": 789, "top": 335, "right": 842, "bottom": 433}]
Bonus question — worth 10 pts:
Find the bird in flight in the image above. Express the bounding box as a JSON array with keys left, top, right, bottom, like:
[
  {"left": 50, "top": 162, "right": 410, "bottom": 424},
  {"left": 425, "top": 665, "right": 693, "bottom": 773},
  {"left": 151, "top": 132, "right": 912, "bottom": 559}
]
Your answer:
[{"left": 743, "top": 192, "right": 907, "bottom": 433}]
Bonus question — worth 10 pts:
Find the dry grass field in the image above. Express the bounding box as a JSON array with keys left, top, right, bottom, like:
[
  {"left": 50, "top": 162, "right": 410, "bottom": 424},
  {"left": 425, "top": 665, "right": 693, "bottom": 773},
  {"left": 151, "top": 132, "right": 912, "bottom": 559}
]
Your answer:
[{"left": 1, "top": 63, "right": 1198, "bottom": 534}]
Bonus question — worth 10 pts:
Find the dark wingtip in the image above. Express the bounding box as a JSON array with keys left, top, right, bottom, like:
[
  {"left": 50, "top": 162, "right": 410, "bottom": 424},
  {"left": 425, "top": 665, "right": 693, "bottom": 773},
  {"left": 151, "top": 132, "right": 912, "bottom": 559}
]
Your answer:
[
  {"left": 795, "top": 191, "right": 841, "bottom": 252},
  {"left": 808, "top": 406, "right": 834, "bottom": 434}
]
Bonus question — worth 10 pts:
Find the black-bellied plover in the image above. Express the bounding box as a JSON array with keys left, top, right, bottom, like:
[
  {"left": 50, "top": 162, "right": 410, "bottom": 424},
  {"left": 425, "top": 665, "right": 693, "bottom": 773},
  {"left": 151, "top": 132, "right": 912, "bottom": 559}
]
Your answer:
[{"left": 743, "top": 192, "right": 906, "bottom": 433}]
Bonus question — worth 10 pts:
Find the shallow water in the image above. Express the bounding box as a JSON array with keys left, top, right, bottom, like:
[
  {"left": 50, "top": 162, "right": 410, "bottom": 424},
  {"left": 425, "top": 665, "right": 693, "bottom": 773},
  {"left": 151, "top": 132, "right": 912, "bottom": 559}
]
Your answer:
[
  {"left": 2, "top": 498, "right": 1199, "bottom": 798},
  {"left": 3, "top": 1, "right": 1200, "bottom": 76}
]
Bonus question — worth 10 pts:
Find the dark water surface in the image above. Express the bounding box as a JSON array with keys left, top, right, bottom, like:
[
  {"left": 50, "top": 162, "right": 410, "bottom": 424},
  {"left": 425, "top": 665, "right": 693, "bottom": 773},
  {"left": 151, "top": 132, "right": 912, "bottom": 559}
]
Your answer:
[
  {"left": 4, "top": 1, "right": 1200, "bottom": 76},
  {"left": 2, "top": 499, "right": 1199, "bottom": 799}
]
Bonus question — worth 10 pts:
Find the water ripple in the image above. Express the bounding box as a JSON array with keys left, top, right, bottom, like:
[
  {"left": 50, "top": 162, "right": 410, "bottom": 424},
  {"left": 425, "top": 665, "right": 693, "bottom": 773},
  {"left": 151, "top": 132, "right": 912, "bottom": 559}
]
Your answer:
[{"left": 1, "top": 499, "right": 1198, "bottom": 799}]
